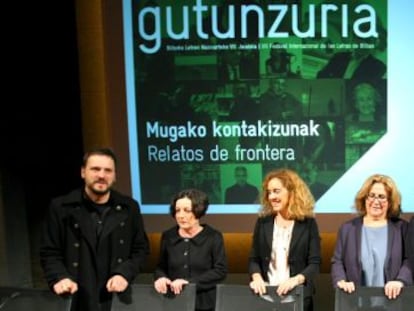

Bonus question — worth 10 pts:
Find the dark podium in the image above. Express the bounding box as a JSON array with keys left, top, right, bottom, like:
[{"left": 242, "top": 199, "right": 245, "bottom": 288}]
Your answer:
[
  {"left": 111, "top": 283, "right": 196, "bottom": 311},
  {"left": 335, "top": 286, "right": 414, "bottom": 311},
  {"left": 215, "top": 284, "right": 304, "bottom": 311},
  {"left": 0, "top": 287, "right": 71, "bottom": 311}
]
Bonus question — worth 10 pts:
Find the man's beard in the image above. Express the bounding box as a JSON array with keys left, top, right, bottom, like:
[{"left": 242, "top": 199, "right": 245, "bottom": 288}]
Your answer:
[{"left": 89, "top": 183, "right": 111, "bottom": 196}]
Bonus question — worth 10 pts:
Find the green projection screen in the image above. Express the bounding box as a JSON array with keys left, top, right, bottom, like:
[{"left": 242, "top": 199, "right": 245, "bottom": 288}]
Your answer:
[{"left": 122, "top": 0, "right": 414, "bottom": 214}]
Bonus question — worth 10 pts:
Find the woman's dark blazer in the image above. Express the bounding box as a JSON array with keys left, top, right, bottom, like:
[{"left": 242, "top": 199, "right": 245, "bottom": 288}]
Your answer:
[
  {"left": 406, "top": 216, "right": 414, "bottom": 282},
  {"left": 331, "top": 217, "right": 413, "bottom": 287},
  {"left": 248, "top": 215, "right": 321, "bottom": 298}
]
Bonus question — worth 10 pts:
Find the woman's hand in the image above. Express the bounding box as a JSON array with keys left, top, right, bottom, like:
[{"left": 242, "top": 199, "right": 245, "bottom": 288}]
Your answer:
[
  {"left": 384, "top": 280, "right": 404, "bottom": 299},
  {"left": 169, "top": 279, "right": 189, "bottom": 295},
  {"left": 277, "top": 275, "right": 304, "bottom": 296},
  {"left": 154, "top": 277, "right": 171, "bottom": 294},
  {"left": 337, "top": 280, "right": 355, "bottom": 293},
  {"left": 249, "top": 273, "right": 267, "bottom": 296}
]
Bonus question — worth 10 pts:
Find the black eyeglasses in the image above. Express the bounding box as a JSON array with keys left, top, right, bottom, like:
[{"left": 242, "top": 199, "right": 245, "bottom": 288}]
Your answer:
[{"left": 366, "top": 193, "right": 388, "bottom": 202}]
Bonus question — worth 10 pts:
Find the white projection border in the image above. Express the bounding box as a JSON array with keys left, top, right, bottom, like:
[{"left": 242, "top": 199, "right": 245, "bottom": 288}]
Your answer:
[{"left": 317, "top": 0, "right": 414, "bottom": 213}]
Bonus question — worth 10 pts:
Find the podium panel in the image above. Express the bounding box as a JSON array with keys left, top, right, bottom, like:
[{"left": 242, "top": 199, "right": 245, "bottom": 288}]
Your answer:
[
  {"left": 0, "top": 287, "right": 71, "bottom": 311},
  {"left": 215, "top": 284, "right": 303, "bottom": 311},
  {"left": 111, "top": 283, "right": 196, "bottom": 311},
  {"left": 335, "top": 286, "right": 414, "bottom": 311}
]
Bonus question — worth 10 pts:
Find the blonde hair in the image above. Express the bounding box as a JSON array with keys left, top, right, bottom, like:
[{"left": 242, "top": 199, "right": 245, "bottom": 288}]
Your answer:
[
  {"left": 354, "top": 174, "right": 402, "bottom": 218},
  {"left": 259, "top": 168, "right": 315, "bottom": 220}
]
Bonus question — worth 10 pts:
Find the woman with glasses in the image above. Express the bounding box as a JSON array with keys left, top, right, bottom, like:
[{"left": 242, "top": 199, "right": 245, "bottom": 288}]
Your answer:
[{"left": 331, "top": 174, "right": 412, "bottom": 301}]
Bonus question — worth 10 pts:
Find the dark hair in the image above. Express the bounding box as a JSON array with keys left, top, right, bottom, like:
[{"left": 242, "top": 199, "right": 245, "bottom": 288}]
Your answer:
[
  {"left": 235, "top": 166, "right": 247, "bottom": 174},
  {"left": 170, "top": 189, "right": 209, "bottom": 219},
  {"left": 82, "top": 147, "right": 118, "bottom": 168}
]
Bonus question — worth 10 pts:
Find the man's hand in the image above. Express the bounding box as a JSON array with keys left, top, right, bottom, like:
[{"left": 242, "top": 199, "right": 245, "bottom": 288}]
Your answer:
[
  {"left": 53, "top": 278, "right": 78, "bottom": 295},
  {"left": 106, "top": 275, "right": 129, "bottom": 293}
]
